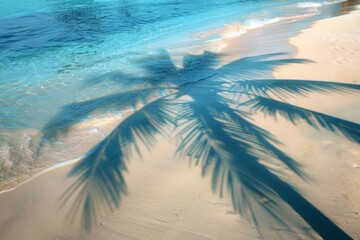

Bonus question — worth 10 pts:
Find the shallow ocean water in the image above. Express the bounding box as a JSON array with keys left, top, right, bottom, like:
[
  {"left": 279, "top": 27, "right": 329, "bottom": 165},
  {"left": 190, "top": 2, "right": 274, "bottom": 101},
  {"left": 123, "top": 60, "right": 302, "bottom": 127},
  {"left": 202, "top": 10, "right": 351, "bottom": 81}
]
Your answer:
[{"left": 0, "top": 0, "right": 354, "bottom": 185}]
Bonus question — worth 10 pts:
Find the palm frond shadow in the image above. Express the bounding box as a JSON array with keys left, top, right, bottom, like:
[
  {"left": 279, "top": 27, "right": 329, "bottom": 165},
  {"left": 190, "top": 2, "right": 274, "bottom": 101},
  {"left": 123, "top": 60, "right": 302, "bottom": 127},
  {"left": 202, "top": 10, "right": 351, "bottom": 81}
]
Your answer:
[
  {"left": 41, "top": 50, "right": 359, "bottom": 239},
  {"left": 58, "top": 96, "right": 177, "bottom": 230}
]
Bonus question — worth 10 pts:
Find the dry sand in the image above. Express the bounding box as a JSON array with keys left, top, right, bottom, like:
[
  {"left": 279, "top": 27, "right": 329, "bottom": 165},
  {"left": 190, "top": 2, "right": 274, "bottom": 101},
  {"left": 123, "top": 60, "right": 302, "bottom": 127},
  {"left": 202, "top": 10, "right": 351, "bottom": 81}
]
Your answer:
[
  {"left": 272, "top": 7, "right": 360, "bottom": 239},
  {"left": 0, "top": 8, "right": 360, "bottom": 240}
]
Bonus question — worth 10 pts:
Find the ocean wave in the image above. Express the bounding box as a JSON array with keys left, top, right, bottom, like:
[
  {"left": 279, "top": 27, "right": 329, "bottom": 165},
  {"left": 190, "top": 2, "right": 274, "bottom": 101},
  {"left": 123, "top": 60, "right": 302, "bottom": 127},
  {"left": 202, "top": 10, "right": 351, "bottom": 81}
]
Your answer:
[
  {"left": 297, "top": 2, "right": 323, "bottom": 8},
  {"left": 186, "top": 0, "right": 350, "bottom": 54},
  {"left": 0, "top": 131, "right": 35, "bottom": 181},
  {"left": 0, "top": 114, "right": 114, "bottom": 190},
  {"left": 297, "top": 0, "right": 347, "bottom": 9},
  {"left": 190, "top": 12, "right": 318, "bottom": 53}
]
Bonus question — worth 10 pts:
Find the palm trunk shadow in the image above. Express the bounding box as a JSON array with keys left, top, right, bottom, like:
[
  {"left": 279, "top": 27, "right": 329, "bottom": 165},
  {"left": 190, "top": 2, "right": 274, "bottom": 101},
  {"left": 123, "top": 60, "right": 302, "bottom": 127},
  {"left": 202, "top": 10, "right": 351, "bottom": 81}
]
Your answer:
[
  {"left": 42, "top": 50, "right": 359, "bottom": 239},
  {"left": 177, "top": 82, "right": 354, "bottom": 239}
]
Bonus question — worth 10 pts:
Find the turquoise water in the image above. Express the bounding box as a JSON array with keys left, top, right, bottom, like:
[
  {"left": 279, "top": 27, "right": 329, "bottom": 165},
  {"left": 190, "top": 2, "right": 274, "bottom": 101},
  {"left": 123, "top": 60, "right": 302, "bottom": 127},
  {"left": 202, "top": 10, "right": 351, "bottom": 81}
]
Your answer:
[
  {"left": 0, "top": 0, "right": 348, "bottom": 129},
  {"left": 0, "top": 0, "right": 353, "bottom": 181}
]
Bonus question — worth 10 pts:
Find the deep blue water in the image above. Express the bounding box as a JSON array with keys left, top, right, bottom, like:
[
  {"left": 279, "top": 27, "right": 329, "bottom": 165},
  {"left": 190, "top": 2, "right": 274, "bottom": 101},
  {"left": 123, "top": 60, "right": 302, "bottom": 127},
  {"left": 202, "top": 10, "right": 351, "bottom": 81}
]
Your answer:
[{"left": 0, "top": 0, "right": 353, "bottom": 180}]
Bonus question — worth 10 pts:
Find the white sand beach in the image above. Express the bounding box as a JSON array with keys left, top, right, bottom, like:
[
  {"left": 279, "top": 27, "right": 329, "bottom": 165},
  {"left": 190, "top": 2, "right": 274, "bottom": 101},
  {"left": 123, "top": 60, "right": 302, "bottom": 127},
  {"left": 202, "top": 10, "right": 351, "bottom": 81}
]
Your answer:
[{"left": 0, "top": 7, "right": 359, "bottom": 240}]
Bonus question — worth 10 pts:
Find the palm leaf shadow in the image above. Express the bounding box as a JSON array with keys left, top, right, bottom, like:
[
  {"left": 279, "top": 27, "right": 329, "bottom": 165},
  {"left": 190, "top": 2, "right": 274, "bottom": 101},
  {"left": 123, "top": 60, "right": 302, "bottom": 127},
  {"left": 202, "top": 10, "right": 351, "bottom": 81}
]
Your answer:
[
  {"left": 58, "top": 96, "right": 177, "bottom": 230},
  {"left": 249, "top": 97, "right": 360, "bottom": 143},
  {"left": 40, "top": 50, "right": 359, "bottom": 239}
]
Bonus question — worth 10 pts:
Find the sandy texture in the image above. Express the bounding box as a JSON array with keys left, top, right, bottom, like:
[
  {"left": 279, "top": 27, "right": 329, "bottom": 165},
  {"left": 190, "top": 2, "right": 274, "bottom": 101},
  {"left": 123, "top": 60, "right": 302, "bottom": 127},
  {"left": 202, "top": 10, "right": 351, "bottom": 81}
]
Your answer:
[
  {"left": 273, "top": 8, "right": 360, "bottom": 239},
  {"left": 1, "top": 9, "right": 360, "bottom": 240}
]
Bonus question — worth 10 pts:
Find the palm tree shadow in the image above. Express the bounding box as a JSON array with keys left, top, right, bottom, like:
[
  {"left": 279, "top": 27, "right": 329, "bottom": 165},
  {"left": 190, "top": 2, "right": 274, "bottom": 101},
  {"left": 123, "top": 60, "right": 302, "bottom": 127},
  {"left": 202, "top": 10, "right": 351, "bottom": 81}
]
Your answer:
[{"left": 40, "top": 50, "right": 360, "bottom": 239}]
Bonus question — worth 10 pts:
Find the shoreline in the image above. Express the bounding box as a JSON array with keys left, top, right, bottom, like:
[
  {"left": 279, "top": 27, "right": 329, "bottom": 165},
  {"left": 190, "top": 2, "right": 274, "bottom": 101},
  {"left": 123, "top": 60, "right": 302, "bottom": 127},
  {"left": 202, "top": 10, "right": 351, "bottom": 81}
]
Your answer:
[
  {"left": 0, "top": 1, "right": 356, "bottom": 193},
  {"left": 273, "top": 7, "right": 360, "bottom": 239},
  {"left": 0, "top": 6, "right": 359, "bottom": 240},
  {"left": 0, "top": 10, "right": 312, "bottom": 192},
  {"left": 0, "top": 104, "right": 159, "bottom": 194}
]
